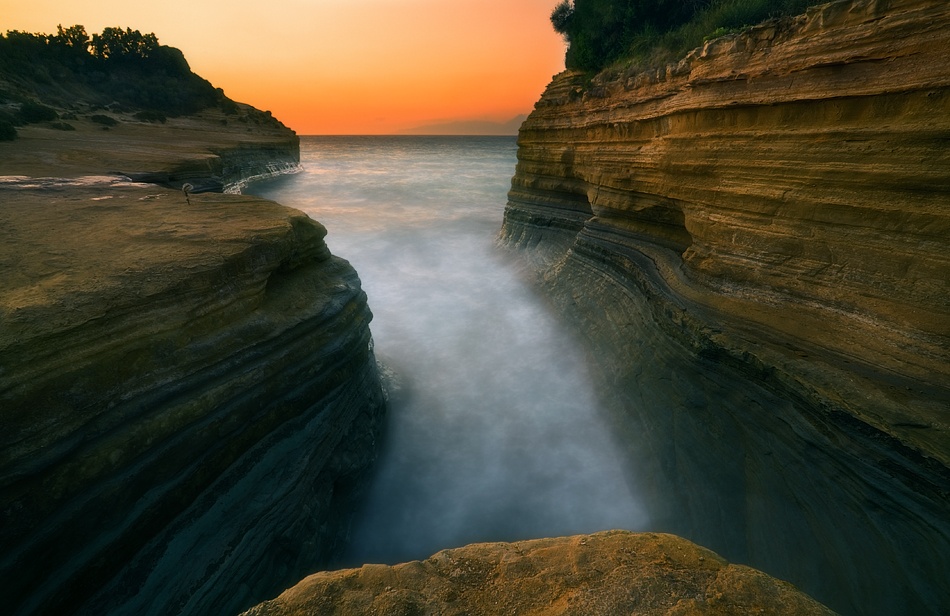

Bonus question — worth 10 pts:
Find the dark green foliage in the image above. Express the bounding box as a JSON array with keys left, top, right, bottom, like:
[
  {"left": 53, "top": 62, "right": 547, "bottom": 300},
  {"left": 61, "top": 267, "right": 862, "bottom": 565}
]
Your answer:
[
  {"left": 552, "top": 0, "right": 819, "bottom": 72},
  {"left": 0, "top": 119, "right": 16, "bottom": 140},
  {"left": 49, "top": 121, "right": 76, "bottom": 130},
  {"left": 89, "top": 114, "right": 118, "bottom": 126},
  {"left": 0, "top": 25, "right": 234, "bottom": 116},
  {"left": 633, "top": 0, "right": 817, "bottom": 65},
  {"left": 551, "top": 1, "right": 575, "bottom": 36},
  {"left": 218, "top": 92, "right": 240, "bottom": 115},
  {"left": 55, "top": 25, "right": 89, "bottom": 48},
  {"left": 17, "top": 101, "right": 58, "bottom": 123},
  {"left": 553, "top": 0, "right": 706, "bottom": 71},
  {"left": 90, "top": 27, "right": 158, "bottom": 60}
]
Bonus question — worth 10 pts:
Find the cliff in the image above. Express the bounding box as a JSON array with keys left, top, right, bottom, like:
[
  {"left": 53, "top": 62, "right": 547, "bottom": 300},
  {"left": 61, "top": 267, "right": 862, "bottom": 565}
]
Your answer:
[
  {"left": 0, "top": 103, "right": 385, "bottom": 612},
  {"left": 241, "top": 531, "right": 834, "bottom": 615},
  {"left": 0, "top": 105, "right": 300, "bottom": 192},
  {"left": 500, "top": 0, "right": 950, "bottom": 614},
  {"left": 0, "top": 178, "right": 385, "bottom": 615}
]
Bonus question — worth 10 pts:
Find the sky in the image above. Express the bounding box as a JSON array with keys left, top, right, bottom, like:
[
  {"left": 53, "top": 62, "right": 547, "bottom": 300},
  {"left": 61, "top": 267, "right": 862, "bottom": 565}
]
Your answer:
[{"left": 1, "top": 0, "right": 567, "bottom": 134}]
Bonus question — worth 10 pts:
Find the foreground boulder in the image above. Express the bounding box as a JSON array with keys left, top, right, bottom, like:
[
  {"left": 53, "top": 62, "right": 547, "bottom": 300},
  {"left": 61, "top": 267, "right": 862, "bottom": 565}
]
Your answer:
[{"left": 242, "top": 531, "right": 834, "bottom": 615}]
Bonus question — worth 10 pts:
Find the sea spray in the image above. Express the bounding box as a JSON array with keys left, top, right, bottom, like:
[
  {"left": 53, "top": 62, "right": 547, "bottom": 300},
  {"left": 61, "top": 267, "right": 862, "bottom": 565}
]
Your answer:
[{"left": 248, "top": 135, "right": 648, "bottom": 565}]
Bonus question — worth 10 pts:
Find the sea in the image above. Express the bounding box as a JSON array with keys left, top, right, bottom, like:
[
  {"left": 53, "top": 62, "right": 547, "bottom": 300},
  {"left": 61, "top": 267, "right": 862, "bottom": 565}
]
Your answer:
[{"left": 247, "top": 135, "right": 647, "bottom": 566}]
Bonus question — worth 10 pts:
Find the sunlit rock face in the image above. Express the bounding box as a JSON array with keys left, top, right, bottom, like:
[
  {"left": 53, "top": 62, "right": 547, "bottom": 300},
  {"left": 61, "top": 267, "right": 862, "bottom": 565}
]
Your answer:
[
  {"left": 501, "top": 0, "right": 950, "bottom": 614},
  {"left": 0, "top": 184, "right": 386, "bottom": 615},
  {"left": 241, "top": 531, "right": 835, "bottom": 616}
]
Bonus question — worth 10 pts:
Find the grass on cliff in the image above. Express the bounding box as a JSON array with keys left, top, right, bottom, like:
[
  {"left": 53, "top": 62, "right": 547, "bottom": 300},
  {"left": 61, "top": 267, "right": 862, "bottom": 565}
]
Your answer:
[
  {"left": 554, "top": 0, "right": 822, "bottom": 73},
  {"left": 631, "top": 0, "right": 818, "bottom": 66}
]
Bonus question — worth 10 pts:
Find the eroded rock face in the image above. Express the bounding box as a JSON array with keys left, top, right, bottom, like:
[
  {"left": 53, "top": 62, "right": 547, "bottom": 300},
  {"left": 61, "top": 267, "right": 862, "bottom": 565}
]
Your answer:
[
  {"left": 0, "top": 181, "right": 386, "bottom": 615},
  {"left": 501, "top": 0, "right": 950, "bottom": 614},
  {"left": 0, "top": 108, "right": 300, "bottom": 193},
  {"left": 242, "top": 531, "right": 834, "bottom": 616}
]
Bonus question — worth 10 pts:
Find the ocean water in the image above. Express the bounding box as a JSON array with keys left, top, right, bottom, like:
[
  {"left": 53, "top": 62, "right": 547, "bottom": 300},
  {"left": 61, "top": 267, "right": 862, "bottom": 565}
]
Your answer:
[{"left": 248, "top": 135, "right": 647, "bottom": 566}]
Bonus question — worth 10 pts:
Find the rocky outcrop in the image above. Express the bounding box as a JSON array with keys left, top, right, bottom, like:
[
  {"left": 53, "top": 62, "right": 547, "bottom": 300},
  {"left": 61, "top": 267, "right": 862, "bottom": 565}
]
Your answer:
[
  {"left": 0, "top": 179, "right": 385, "bottom": 615},
  {"left": 242, "top": 531, "right": 834, "bottom": 615},
  {"left": 500, "top": 1, "right": 950, "bottom": 614},
  {"left": 0, "top": 106, "right": 300, "bottom": 193},
  {"left": 131, "top": 137, "right": 301, "bottom": 194}
]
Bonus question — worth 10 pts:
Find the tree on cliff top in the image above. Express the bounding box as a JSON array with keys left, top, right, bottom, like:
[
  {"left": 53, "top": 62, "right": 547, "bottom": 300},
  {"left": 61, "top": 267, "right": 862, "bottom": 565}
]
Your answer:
[
  {"left": 552, "top": 0, "right": 819, "bottom": 73},
  {"left": 0, "top": 25, "right": 230, "bottom": 116},
  {"left": 90, "top": 27, "right": 160, "bottom": 60},
  {"left": 551, "top": 0, "right": 704, "bottom": 71}
]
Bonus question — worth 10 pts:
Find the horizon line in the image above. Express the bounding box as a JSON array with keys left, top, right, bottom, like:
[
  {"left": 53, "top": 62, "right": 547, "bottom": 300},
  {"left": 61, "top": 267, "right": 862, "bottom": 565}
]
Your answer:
[{"left": 296, "top": 133, "right": 520, "bottom": 137}]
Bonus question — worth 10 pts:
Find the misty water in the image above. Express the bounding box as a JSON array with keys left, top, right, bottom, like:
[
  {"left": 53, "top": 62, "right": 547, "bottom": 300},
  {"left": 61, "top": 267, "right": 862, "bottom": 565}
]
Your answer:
[{"left": 249, "top": 135, "right": 647, "bottom": 566}]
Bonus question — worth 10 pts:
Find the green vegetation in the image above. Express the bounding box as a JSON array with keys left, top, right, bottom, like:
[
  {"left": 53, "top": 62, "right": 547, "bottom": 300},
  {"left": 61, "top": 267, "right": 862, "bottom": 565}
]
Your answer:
[
  {"left": 17, "top": 101, "right": 58, "bottom": 123},
  {"left": 90, "top": 114, "right": 118, "bottom": 126},
  {"left": 0, "top": 119, "right": 16, "bottom": 140},
  {"left": 551, "top": 0, "right": 819, "bottom": 72},
  {"left": 0, "top": 25, "right": 233, "bottom": 116}
]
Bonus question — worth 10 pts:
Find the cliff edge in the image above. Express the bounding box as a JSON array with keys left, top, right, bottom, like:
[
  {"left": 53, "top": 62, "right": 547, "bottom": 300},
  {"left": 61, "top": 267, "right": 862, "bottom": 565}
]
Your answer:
[
  {"left": 242, "top": 531, "right": 834, "bottom": 616},
  {"left": 0, "top": 179, "right": 386, "bottom": 615},
  {"left": 501, "top": 0, "right": 949, "bottom": 614},
  {"left": 0, "top": 104, "right": 300, "bottom": 193},
  {"left": 0, "top": 67, "right": 384, "bottom": 616}
]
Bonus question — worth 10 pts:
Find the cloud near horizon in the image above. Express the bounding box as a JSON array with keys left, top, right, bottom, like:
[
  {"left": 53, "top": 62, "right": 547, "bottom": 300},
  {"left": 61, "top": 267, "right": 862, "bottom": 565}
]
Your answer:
[{"left": 2, "top": 0, "right": 566, "bottom": 134}]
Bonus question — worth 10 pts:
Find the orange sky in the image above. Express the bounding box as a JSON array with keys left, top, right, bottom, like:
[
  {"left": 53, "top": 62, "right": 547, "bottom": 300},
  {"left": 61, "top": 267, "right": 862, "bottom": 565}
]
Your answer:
[{"left": 1, "top": 0, "right": 567, "bottom": 134}]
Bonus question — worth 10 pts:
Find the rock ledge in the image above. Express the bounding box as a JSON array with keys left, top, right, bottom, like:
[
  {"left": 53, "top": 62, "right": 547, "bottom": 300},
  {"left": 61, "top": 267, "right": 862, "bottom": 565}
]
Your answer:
[{"left": 242, "top": 531, "right": 834, "bottom": 616}]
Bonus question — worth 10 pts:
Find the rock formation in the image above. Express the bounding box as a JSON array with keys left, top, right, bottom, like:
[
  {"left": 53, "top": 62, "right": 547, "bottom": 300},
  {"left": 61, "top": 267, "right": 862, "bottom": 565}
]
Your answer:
[
  {"left": 0, "top": 106, "right": 300, "bottom": 193},
  {"left": 0, "top": 117, "right": 385, "bottom": 613},
  {"left": 241, "top": 530, "right": 834, "bottom": 616},
  {"left": 500, "top": 0, "right": 949, "bottom": 614}
]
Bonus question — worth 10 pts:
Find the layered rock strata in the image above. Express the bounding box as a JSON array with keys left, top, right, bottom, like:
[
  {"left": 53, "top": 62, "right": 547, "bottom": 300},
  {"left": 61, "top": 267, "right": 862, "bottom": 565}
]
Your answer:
[
  {"left": 242, "top": 531, "right": 834, "bottom": 616},
  {"left": 501, "top": 0, "right": 950, "bottom": 614},
  {"left": 0, "top": 107, "right": 300, "bottom": 193},
  {"left": 0, "top": 181, "right": 385, "bottom": 615}
]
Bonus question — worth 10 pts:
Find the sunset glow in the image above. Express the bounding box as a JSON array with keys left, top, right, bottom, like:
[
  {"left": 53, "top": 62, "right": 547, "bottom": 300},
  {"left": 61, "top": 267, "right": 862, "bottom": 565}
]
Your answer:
[{"left": 1, "top": 0, "right": 566, "bottom": 134}]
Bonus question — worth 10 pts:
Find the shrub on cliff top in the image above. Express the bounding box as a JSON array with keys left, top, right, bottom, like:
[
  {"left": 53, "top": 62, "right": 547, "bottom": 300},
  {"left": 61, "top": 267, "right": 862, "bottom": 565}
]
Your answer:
[
  {"left": 17, "top": 101, "right": 58, "bottom": 123},
  {"left": 552, "top": 0, "right": 706, "bottom": 71},
  {"left": 90, "top": 113, "right": 118, "bottom": 126},
  {"left": 552, "top": 0, "right": 819, "bottom": 72},
  {"left": 633, "top": 0, "right": 817, "bottom": 65},
  {"left": 0, "top": 119, "right": 16, "bottom": 140}
]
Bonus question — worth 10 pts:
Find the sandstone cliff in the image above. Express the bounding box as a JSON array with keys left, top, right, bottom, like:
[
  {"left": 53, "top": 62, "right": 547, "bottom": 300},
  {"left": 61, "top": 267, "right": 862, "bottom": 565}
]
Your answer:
[
  {"left": 0, "top": 180, "right": 385, "bottom": 615},
  {"left": 0, "top": 105, "right": 299, "bottom": 192},
  {"left": 241, "top": 530, "right": 834, "bottom": 616},
  {"left": 501, "top": 0, "right": 949, "bottom": 614},
  {"left": 0, "top": 113, "right": 384, "bottom": 613}
]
